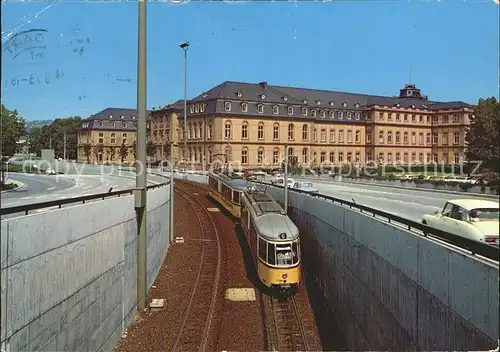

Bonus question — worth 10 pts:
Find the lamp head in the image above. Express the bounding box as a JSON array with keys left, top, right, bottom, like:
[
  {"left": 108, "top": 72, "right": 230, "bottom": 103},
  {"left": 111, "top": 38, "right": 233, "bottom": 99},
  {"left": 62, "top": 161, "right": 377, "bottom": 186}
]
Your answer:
[{"left": 179, "top": 42, "right": 190, "bottom": 49}]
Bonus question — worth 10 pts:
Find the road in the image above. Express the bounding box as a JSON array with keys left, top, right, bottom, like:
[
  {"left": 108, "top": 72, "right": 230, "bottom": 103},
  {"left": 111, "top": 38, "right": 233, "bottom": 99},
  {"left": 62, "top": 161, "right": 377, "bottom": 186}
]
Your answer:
[
  {"left": 273, "top": 177, "right": 497, "bottom": 222},
  {"left": 1, "top": 173, "right": 167, "bottom": 208}
]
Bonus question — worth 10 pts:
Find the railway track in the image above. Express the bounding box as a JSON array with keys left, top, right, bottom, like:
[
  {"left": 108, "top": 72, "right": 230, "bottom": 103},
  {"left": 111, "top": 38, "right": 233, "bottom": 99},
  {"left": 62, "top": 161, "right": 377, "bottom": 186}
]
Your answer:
[
  {"left": 271, "top": 296, "right": 310, "bottom": 351},
  {"left": 171, "top": 182, "right": 222, "bottom": 352}
]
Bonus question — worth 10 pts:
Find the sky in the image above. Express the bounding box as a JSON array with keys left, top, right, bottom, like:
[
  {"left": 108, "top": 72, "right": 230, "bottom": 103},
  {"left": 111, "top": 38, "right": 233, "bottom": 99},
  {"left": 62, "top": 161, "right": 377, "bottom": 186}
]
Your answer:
[{"left": 1, "top": 0, "right": 499, "bottom": 122}]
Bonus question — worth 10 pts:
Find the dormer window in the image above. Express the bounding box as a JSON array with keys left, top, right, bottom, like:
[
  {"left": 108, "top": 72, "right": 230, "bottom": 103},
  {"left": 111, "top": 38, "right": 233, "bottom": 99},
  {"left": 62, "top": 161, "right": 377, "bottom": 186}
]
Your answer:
[
  {"left": 288, "top": 106, "right": 294, "bottom": 115},
  {"left": 329, "top": 111, "right": 334, "bottom": 119},
  {"left": 283, "top": 96, "right": 288, "bottom": 101},
  {"left": 237, "top": 92, "right": 243, "bottom": 98},
  {"left": 311, "top": 109, "right": 317, "bottom": 117},
  {"left": 355, "top": 103, "right": 360, "bottom": 108},
  {"left": 396, "top": 103, "right": 400, "bottom": 107},
  {"left": 257, "top": 104, "right": 264, "bottom": 114},
  {"left": 202, "top": 92, "right": 209, "bottom": 98},
  {"left": 190, "top": 105, "right": 195, "bottom": 114},
  {"left": 122, "top": 122, "right": 127, "bottom": 128},
  {"left": 320, "top": 110, "right": 326, "bottom": 119},
  {"left": 241, "top": 103, "right": 248, "bottom": 113},
  {"left": 109, "top": 115, "right": 113, "bottom": 118},
  {"left": 224, "top": 101, "right": 231, "bottom": 111},
  {"left": 411, "top": 104, "right": 415, "bottom": 109},
  {"left": 261, "top": 94, "right": 266, "bottom": 99},
  {"left": 301, "top": 107, "right": 308, "bottom": 116},
  {"left": 316, "top": 100, "right": 322, "bottom": 105},
  {"left": 132, "top": 116, "right": 136, "bottom": 119},
  {"left": 347, "top": 112, "right": 352, "bottom": 120},
  {"left": 303, "top": 99, "right": 308, "bottom": 104},
  {"left": 338, "top": 111, "right": 344, "bottom": 119},
  {"left": 98, "top": 121, "right": 103, "bottom": 127},
  {"left": 329, "top": 101, "right": 335, "bottom": 106},
  {"left": 200, "top": 104, "right": 206, "bottom": 113},
  {"left": 355, "top": 112, "right": 360, "bottom": 120},
  {"left": 111, "top": 122, "right": 116, "bottom": 127},
  {"left": 342, "top": 102, "right": 347, "bottom": 107},
  {"left": 273, "top": 105, "right": 279, "bottom": 114},
  {"left": 120, "top": 115, "right": 125, "bottom": 119},
  {"left": 195, "top": 105, "right": 200, "bottom": 113}
]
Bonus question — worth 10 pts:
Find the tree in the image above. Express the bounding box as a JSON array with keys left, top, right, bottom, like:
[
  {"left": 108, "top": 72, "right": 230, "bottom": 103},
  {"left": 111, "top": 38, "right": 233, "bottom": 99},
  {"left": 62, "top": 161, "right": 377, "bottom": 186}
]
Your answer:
[
  {"left": 83, "top": 143, "right": 92, "bottom": 163},
  {"left": 465, "top": 97, "right": 500, "bottom": 173},
  {"left": 28, "top": 126, "right": 43, "bottom": 156},
  {"left": 109, "top": 147, "right": 117, "bottom": 162},
  {"left": 146, "top": 141, "right": 156, "bottom": 160},
  {"left": 96, "top": 144, "right": 104, "bottom": 163},
  {"left": 1, "top": 104, "right": 26, "bottom": 157},
  {"left": 119, "top": 142, "right": 128, "bottom": 163},
  {"left": 131, "top": 141, "right": 137, "bottom": 159}
]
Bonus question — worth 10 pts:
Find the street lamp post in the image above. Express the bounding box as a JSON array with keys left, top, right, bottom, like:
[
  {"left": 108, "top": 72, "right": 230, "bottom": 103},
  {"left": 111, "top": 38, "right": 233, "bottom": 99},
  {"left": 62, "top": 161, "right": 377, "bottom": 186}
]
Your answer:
[
  {"left": 135, "top": 0, "right": 148, "bottom": 312},
  {"left": 179, "top": 41, "right": 189, "bottom": 168}
]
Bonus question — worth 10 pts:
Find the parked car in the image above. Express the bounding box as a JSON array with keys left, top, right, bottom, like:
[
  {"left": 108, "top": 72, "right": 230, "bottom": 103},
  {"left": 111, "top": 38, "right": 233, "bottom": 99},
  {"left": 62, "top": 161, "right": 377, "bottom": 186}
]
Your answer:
[
  {"left": 273, "top": 177, "right": 295, "bottom": 187},
  {"left": 45, "top": 168, "right": 56, "bottom": 175},
  {"left": 291, "top": 181, "right": 319, "bottom": 193},
  {"left": 422, "top": 199, "right": 499, "bottom": 246}
]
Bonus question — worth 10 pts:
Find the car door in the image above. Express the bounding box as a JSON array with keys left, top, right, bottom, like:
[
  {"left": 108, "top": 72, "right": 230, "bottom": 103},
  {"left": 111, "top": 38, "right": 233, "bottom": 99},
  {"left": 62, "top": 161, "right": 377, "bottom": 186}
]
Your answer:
[
  {"left": 440, "top": 204, "right": 466, "bottom": 236},
  {"left": 431, "top": 202, "right": 454, "bottom": 231}
]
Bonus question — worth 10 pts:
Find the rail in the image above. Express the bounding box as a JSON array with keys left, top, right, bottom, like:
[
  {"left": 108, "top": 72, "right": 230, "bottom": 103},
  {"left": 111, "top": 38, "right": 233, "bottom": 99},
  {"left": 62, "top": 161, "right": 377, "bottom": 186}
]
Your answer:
[
  {"left": 254, "top": 181, "right": 499, "bottom": 262},
  {"left": 0, "top": 181, "right": 170, "bottom": 216}
]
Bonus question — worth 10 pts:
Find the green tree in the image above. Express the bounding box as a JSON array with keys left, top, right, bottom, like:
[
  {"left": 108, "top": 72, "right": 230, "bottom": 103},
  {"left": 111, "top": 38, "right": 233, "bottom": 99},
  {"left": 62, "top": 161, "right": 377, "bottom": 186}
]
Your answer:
[
  {"left": 465, "top": 97, "right": 500, "bottom": 172},
  {"left": 109, "top": 147, "right": 117, "bottom": 162},
  {"left": 131, "top": 140, "right": 137, "bottom": 159},
  {"left": 83, "top": 143, "right": 92, "bottom": 163},
  {"left": 146, "top": 141, "right": 156, "bottom": 160},
  {"left": 1, "top": 104, "right": 26, "bottom": 157},
  {"left": 28, "top": 126, "right": 44, "bottom": 156},
  {"left": 119, "top": 142, "right": 129, "bottom": 163}
]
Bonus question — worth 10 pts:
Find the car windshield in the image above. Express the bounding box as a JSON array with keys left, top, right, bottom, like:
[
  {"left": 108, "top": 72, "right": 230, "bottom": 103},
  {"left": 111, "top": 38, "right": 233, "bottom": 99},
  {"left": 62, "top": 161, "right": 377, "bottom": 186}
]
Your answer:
[{"left": 469, "top": 208, "right": 500, "bottom": 221}]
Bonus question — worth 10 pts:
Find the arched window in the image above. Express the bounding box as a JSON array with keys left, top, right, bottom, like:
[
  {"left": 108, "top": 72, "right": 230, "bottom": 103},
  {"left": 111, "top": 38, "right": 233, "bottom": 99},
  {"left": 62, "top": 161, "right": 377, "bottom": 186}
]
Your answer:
[
  {"left": 257, "top": 122, "right": 264, "bottom": 140},
  {"left": 273, "top": 123, "right": 279, "bottom": 140},
  {"left": 302, "top": 125, "right": 308, "bottom": 141},
  {"left": 241, "top": 121, "right": 248, "bottom": 139},
  {"left": 302, "top": 148, "right": 308, "bottom": 164},
  {"left": 288, "top": 123, "right": 294, "bottom": 141},
  {"left": 225, "top": 121, "right": 232, "bottom": 139},
  {"left": 257, "top": 148, "right": 264, "bottom": 164},
  {"left": 241, "top": 147, "right": 249, "bottom": 165}
]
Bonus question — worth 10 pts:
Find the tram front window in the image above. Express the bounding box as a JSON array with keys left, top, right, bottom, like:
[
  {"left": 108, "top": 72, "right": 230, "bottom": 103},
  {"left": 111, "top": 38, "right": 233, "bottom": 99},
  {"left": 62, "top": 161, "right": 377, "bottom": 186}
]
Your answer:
[
  {"left": 276, "top": 244, "right": 294, "bottom": 266},
  {"left": 267, "top": 243, "right": 276, "bottom": 265}
]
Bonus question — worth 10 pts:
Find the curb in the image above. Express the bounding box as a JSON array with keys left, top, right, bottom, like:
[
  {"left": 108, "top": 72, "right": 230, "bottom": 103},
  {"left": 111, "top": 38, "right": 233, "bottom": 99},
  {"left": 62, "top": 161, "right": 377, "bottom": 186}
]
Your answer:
[
  {"left": 1, "top": 180, "right": 26, "bottom": 193},
  {"left": 297, "top": 177, "right": 499, "bottom": 200}
]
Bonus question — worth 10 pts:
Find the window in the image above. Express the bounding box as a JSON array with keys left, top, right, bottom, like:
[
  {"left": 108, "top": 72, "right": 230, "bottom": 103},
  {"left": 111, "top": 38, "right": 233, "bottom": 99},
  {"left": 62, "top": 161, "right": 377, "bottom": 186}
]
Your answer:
[
  {"left": 443, "top": 115, "right": 448, "bottom": 123},
  {"left": 426, "top": 133, "right": 431, "bottom": 144},
  {"left": 111, "top": 122, "right": 116, "bottom": 127},
  {"left": 396, "top": 153, "right": 401, "bottom": 163},
  {"left": 311, "top": 109, "right": 317, "bottom": 118},
  {"left": 320, "top": 152, "right": 326, "bottom": 163},
  {"left": 366, "top": 131, "right": 372, "bottom": 143},
  {"left": 355, "top": 152, "right": 360, "bottom": 162},
  {"left": 273, "top": 123, "right": 279, "bottom": 140},
  {"left": 433, "top": 133, "right": 438, "bottom": 144},
  {"left": 411, "top": 115, "right": 416, "bottom": 122},
  {"left": 257, "top": 149, "right": 264, "bottom": 164},
  {"left": 387, "top": 131, "right": 392, "bottom": 144},
  {"left": 288, "top": 124, "right": 294, "bottom": 140},
  {"left": 329, "top": 111, "right": 334, "bottom": 119},
  {"left": 301, "top": 107, "right": 308, "bottom": 116},
  {"left": 378, "top": 131, "right": 384, "bottom": 144},
  {"left": 288, "top": 106, "right": 294, "bottom": 115},
  {"left": 378, "top": 153, "right": 384, "bottom": 162},
  {"left": 99, "top": 132, "right": 104, "bottom": 144},
  {"left": 347, "top": 152, "right": 352, "bottom": 162},
  {"left": 403, "top": 132, "right": 409, "bottom": 144},
  {"left": 347, "top": 130, "right": 352, "bottom": 143},
  {"left": 273, "top": 149, "right": 279, "bottom": 164},
  {"left": 267, "top": 243, "right": 276, "bottom": 265},
  {"left": 453, "top": 115, "right": 459, "bottom": 123},
  {"left": 110, "top": 133, "right": 116, "bottom": 144},
  {"left": 396, "top": 113, "right": 400, "bottom": 121},
  {"left": 242, "top": 148, "right": 248, "bottom": 164},
  {"left": 224, "top": 102, "right": 231, "bottom": 111},
  {"left": 320, "top": 110, "right": 326, "bottom": 119},
  {"left": 338, "top": 130, "right": 344, "bottom": 143},
  {"left": 454, "top": 153, "right": 460, "bottom": 164},
  {"left": 321, "top": 129, "right": 326, "bottom": 142},
  {"left": 338, "top": 111, "right": 344, "bottom": 119},
  {"left": 330, "top": 129, "right": 336, "bottom": 143},
  {"left": 338, "top": 152, "right": 344, "bottom": 163},
  {"left": 403, "top": 153, "right": 408, "bottom": 163},
  {"left": 347, "top": 111, "right": 352, "bottom": 120},
  {"left": 302, "top": 148, "right": 308, "bottom": 164},
  {"left": 454, "top": 132, "right": 460, "bottom": 144},
  {"left": 404, "top": 114, "right": 408, "bottom": 122},
  {"left": 426, "top": 153, "right": 431, "bottom": 163},
  {"left": 241, "top": 122, "right": 248, "bottom": 139},
  {"left": 258, "top": 237, "right": 267, "bottom": 261},
  {"left": 302, "top": 125, "right": 308, "bottom": 141},
  {"left": 433, "top": 153, "right": 438, "bottom": 163},
  {"left": 411, "top": 132, "right": 416, "bottom": 144},
  {"left": 273, "top": 105, "right": 279, "bottom": 114},
  {"left": 329, "top": 152, "right": 335, "bottom": 163},
  {"left": 287, "top": 148, "right": 294, "bottom": 163},
  {"left": 443, "top": 132, "right": 449, "bottom": 145},
  {"left": 313, "top": 129, "right": 317, "bottom": 142},
  {"left": 419, "top": 153, "right": 424, "bottom": 163},
  {"left": 257, "top": 122, "right": 264, "bottom": 140},
  {"left": 241, "top": 103, "right": 248, "bottom": 113},
  {"left": 387, "top": 112, "right": 392, "bottom": 121},
  {"left": 411, "top": 153, "right": 416, "bottom": 162},
  {"left": 387, "top": 153, "right": 392, "bottom": 163},
  {"left": 207, "top": 123, "right": 213, "bottom": 139},
  {"left": 355, "top": 112, "right": 360, "bottom": 120},
  {"left": 419, "top": 133, "right": 424, "bottom": 145},
  {"left": 225, "top": 121, "right": 232, "bottom": 139},
  {"left": 257, "top": 104, "right": 264, "bottom": 114}
]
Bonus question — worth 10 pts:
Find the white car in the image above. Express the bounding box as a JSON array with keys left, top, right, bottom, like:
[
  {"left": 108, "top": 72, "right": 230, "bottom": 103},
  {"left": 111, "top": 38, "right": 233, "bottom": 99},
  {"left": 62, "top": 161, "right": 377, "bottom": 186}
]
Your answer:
[
  {"left": 422, "top": 199, "right": 499, "bottom": 246},
  {"left": 273, "top": 177, "right": 294, "bottom": 187},
  {"left": 45, "top": 168, "right": 56, "bottom": 175},
  {"left": 291, "top": 181, "right": 319, "bottom": 193}
]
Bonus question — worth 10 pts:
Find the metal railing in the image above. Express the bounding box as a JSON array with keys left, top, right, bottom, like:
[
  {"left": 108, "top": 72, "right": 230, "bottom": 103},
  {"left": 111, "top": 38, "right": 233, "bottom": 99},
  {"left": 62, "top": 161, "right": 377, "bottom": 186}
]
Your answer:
[
  {"left": 0, "top": 182, "right": 170, "bottom": 216},
  {"left": 254, "top": 181, "right": 499, "bottom": 262}
]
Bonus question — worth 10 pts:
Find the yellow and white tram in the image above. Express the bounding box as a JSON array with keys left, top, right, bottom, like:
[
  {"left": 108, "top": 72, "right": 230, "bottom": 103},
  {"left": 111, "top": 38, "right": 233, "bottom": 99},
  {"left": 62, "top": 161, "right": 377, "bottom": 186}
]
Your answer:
[
  {"left": 240, "top": 189, "right": 301, "bottom": 295},
  {"left": 207, "top": 172, "right": 247, "bottom": 218}
]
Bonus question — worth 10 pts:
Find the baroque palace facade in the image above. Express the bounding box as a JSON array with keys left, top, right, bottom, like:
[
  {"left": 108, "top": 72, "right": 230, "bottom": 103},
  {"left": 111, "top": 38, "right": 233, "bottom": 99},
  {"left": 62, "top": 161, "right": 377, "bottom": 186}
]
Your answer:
[
  {"left": 76, "top": 81, "right": 473, "bottom": 168},
  {"left": 148, "top": 81, "right": 473, "bottom": 168}
]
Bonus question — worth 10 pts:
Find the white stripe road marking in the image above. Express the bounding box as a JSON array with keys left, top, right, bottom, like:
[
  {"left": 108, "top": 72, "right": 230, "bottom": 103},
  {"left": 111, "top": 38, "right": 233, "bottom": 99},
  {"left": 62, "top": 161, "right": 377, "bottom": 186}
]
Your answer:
[
  {"left": 47, "top": 187, "right": 56, "bottom": 190},
  {"left": 20, "top": 196, "right": 32, "bottom": 200}
]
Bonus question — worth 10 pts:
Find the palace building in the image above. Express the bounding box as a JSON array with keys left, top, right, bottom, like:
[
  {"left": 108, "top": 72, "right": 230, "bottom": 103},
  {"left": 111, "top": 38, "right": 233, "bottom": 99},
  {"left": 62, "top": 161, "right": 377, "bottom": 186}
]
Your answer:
[
  {"left": 76, "top": 108, "right": 150, "bottom": 164},
  {"left": 148, "top": 81, "right": 473, "bottom": 169}
]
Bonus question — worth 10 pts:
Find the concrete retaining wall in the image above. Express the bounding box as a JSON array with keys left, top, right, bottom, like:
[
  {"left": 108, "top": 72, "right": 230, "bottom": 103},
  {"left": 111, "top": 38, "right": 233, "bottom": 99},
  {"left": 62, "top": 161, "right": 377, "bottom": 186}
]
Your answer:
[
  {"left": 1, "top": 185, "right": 171, "bottom": 352},
  {"left": 267, "top": 187, "right": 499, "bottom": 351}
]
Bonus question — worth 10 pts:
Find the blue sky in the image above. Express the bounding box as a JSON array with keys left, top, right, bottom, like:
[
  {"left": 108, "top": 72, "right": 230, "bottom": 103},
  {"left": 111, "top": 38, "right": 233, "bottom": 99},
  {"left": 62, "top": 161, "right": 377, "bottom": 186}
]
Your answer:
[{"left": 1, "top": 1, "right": 498, "bottom": 121}]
